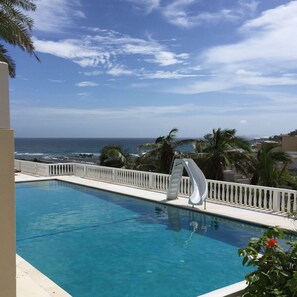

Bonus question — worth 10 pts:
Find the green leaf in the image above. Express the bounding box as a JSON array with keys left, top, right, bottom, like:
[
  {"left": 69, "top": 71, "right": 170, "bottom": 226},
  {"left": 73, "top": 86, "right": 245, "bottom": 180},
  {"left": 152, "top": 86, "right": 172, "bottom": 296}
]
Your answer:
[{"left": 287, "top": 271, "right": 297, "bottom": 294}]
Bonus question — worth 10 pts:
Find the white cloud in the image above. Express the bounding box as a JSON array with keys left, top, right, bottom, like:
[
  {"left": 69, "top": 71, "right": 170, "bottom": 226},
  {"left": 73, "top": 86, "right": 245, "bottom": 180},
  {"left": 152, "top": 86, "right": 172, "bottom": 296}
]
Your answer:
[
  {"left": 150, "top": 51, "right": 184, "bottom": 66},
  {"left": 82, "top": 70, "right": 102, "bottom": 76},
  {"left": 33, "top": 38, "right": 105, "bottom": 61},
  {"left": 172, "top": 78, "right": 234, "bottom": 94},
  {"left": 13, "top": 97, "right": 293, "bottom": 122},
  {"left": 75, "top": 81, "right": 98, "bottom": 87},
  {"left": 124, "top": 0, "right": 258, "bottom": 28},
  {"left": 12, "top": 105, "right": 196, "bottom": 120},
  {"left": 77, "top": 92, "right": 89, "bottom": 96},
  {"left": 154, "top": 0, "right": 258, "bottom": 28},
  {"left": 141, "top": 70, "right": 199, "bottom": 79},
  {"left": 236, "top": 74, "right": 297, "bottom": 86},
  {"left": 175, "top": 1, "right": 297, "bottom": 95},
  {"left": 130, "top": 82, "right": 151, "bottom": 88},
  {"left": 241, "top": 2, "right": 293, "bottom": 32},
  {"left": 48, "top": 79, "right": 65, "bottom": 83},
  {"left": 32, "top": 0, "right": 85, "bottom": 33},
  {"left": 126, "top": 0, "right": 160, "bottom": 13},
  {"left": 204, "top": 2, "right": 297, "bottom": 65},
  {"left": 121, "top": 38, "right": 188, "bottom": 66},
  {"left": 33, "top": 29, "right": 189, "bottom": 71},
  {"left": 33, "top": 37, "right": 111, "bottom": 68},
  {"left": 11, "top": 94, "right": 297, "bottom": 137},
  {"left": 106, "top": 67, "right": 201, "bottom": 80},
  {"left": 107, "top": 65, "right": 134, "bottom": 76}
]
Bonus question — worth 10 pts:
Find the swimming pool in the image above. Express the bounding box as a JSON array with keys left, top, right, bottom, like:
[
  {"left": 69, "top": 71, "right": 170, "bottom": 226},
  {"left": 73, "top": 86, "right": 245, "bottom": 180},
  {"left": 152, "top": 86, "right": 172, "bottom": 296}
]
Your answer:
[{"left": 16, "top": 180, "right": 265, "bottom": 297}]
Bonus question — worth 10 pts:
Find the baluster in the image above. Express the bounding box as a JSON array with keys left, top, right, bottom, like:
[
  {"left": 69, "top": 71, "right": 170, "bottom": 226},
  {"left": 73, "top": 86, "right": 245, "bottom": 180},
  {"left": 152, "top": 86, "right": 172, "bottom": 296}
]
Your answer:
[
  {"left": 221, "top": 183, "right": 225, "bottom": 202},
  {"left": 293, "top": 193, "right": 297, "bottom": 212},
  {"left": 234, "top": 185, "right": 241, "bottom": 204},
  {"left": 281, "top": 192, "right": 285, "bottom": 212},
  {"left": 287, "top": 193, "right": 291, "bottom": 213},
  {"left": 268, "top": 190, "right": 272, "bottom": 209},
  {"left": 209, "top": 182, "right": 214, "bottom": 200},
  {"left": 244, "top": 186, "right": 248, "bottom": 206},
  {"left": 212, "top": 182, "right": 216, "bottom": 200},
  {"left": 262, "top": 189, "right": 266, "bottom": 208}
]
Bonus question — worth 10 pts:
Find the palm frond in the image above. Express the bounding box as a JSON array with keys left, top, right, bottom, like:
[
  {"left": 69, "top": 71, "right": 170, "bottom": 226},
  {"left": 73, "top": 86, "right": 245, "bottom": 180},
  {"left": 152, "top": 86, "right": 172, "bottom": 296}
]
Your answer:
[
  {"left": 0, "top": 44, "right": 15, "bottom": 77},
  {"left": 0, "top": 0, "right": 39, "bottom": 76}
]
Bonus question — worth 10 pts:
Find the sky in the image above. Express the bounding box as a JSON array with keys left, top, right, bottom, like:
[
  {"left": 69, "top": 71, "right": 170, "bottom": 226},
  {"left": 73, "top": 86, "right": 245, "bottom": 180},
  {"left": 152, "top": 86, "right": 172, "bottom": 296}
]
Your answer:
[{"left": 8, "top": 0, "right": 297, "bottom": 138}]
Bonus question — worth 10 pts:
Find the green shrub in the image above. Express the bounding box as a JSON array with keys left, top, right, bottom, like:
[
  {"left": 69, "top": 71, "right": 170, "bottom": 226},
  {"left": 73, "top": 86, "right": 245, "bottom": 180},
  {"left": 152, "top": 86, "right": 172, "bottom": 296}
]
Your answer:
[{"left": 238, "top": 227, "right": 297, "bottom": 296}]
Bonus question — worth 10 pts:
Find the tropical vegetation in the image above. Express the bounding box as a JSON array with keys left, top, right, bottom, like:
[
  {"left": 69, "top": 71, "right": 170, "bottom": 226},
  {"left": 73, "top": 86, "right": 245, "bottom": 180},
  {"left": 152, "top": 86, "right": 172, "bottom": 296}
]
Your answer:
[
  {"left": 98, "top": 127, "right": 296, "bottom": 190},
  {"left": 0, "top": 0, "right": 39, "bottom": 77},
  {"left": 99, "top": 145, "right": 131, "bottom": 168},
  {"left": 134, "top": 128, "right": 194, "bottom": 174},
  {"left": 191, "top": 128, "right": 251, "bottom": 180},
  {"left": 250, "top": 142, "right": 291, "bottom": 187},
  {"left": 239, "top": 226, "right": 297, "bottom": 297}
]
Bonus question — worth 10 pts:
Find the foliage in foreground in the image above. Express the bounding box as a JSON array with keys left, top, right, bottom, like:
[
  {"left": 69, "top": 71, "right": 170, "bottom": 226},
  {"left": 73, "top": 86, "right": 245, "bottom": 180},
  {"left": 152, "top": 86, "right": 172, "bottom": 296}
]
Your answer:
[
  {"left": 0, "top": 0, "right": 39, "bottom": 77},
  {"left": 239, "top": 227, "right": 297, "bottom": 296}
]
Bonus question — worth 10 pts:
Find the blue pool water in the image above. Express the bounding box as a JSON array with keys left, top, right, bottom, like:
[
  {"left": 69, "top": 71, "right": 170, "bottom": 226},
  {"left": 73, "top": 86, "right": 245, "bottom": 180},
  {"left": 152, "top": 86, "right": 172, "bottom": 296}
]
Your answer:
[{"left": 16, "top": 180, "right": 266, "bottom": 297}]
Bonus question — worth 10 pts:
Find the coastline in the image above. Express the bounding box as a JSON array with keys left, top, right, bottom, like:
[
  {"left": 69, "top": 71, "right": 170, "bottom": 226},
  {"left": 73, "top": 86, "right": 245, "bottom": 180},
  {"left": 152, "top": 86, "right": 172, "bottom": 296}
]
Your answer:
[
  {"left": 14, "top": 137, "right": 193, "bottom": 165},
  {"left": 14, "top": 137, "right": 150, "bottom": 165}
]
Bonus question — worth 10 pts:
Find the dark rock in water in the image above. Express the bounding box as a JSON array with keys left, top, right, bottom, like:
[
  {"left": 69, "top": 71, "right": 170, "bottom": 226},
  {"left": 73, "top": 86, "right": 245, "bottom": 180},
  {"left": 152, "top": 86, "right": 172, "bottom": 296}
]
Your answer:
[
  {"left": 16, "top": 155, "right": 98, "bottom": 165},
  {"left": 79, "top": 153, "right": 94, "bottom": 158}
]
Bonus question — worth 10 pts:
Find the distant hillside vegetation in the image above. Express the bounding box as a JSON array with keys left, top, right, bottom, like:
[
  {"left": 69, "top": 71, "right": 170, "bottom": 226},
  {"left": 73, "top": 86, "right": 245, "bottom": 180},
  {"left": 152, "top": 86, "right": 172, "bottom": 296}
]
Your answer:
[
  {"left": 269, "top": 129, "right": 297, "bottom": 142},
  {"left": 288, "top": 129, "right": 297, "bottom": 136}
]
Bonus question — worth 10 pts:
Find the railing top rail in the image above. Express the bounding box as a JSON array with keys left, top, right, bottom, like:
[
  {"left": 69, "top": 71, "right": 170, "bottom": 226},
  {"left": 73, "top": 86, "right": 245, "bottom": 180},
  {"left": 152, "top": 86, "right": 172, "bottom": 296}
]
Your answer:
[
  {"left": 48, "top": 163, "right": 74, "bottom": 166},
  {"left": 15, "top": 159, "right": 48, "bottom": 165},
  {"left": 207, "top": 178, "right": 297, "bottom": 193},
  {"left": 15, "top": 161, "right": 73, "bottom": 167},
  {"left": 77, "top": 163, "right": 169, "bottom": 177}
]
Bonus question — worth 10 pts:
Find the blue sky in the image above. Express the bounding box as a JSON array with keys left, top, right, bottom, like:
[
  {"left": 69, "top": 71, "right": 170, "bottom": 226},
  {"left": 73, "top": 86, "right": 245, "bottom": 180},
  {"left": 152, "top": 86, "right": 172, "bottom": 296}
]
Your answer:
[{"left": 9, "top": 0, "right": 297, "bottom": 138}]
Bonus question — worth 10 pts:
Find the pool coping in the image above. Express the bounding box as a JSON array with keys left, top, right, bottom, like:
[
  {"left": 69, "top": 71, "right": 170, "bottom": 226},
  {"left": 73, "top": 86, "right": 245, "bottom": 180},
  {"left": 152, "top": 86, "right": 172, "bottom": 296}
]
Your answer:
[
  {"left": 16, "top": 255, "right": 71, "bottom": 297},
  {"left": 15, "top": 174, "right": 297, "bottom": 297}
]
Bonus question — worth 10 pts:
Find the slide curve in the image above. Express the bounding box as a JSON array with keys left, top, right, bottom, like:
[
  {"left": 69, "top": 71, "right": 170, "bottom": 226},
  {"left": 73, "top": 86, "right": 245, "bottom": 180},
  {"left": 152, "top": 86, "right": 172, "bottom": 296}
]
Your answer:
[{"left": 167, "top": 158, "right": 208, "bottom": 205}]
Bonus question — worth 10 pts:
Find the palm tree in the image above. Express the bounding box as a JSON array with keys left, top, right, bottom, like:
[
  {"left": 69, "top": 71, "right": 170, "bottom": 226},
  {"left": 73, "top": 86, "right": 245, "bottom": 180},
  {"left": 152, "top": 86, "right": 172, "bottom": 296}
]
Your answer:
[
  {"left": 0, "top": 0, "right": 39, "bottom": 77},
  {"left": 251, "top": 142, "right": 291, "bottom": 187},
  {"left": 137, "top": 128, "right": 194, "bottom": 173},
  {"left": 194, "top": 128, "right": 252, "bottom": 180},
  {"left": 99, "top": 145, "right": 130, "bottom": 168}
]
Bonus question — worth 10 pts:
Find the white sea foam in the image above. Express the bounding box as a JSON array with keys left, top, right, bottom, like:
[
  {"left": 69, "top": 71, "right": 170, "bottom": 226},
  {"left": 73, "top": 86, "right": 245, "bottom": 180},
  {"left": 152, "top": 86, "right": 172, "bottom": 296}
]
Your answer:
[{"left": 14, "top": 152, "right": 46, "bottom": 156}]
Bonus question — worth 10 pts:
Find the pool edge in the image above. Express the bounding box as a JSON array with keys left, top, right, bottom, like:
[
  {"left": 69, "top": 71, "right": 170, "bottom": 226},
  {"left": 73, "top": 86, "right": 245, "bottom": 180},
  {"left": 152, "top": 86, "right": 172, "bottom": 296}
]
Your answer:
[
  {"left": 196, "top": 281, "right": 246, "bottom": 297},
  {"left": 16, "top": 254, "right": 72, "bottom": 297}
]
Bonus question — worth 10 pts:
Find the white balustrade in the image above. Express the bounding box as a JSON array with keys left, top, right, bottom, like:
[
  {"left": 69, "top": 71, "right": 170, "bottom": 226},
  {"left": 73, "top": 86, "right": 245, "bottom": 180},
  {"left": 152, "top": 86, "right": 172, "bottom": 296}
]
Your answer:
[
  {"left": 73, "top": 163, "right": 86, "bottom": 177},
  {"left": 14, "top": 159, "right": 297, "bottom": 215},
  {"left": 49, "top": 163, "right": 74, "bottom": 176},
  {"left": 14, "top": 159, "right": 39, "bottom": 175},
  {"left": 85, "top": 164, "right": 114, "bottom": 182}
]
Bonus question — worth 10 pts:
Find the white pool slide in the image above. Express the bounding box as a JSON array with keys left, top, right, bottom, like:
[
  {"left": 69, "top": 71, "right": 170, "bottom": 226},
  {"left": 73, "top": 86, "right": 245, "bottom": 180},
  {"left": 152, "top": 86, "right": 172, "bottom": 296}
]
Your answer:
[{"left": 167, "top": 158, "right": 208, "bottom": 205}]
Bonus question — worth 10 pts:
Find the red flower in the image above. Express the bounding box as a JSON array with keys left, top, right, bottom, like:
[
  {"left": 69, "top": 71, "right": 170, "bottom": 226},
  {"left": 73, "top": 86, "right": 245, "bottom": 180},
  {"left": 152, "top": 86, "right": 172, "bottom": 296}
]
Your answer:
[{"left": 266, "top": 238, "right": 278, "bottom": 248}]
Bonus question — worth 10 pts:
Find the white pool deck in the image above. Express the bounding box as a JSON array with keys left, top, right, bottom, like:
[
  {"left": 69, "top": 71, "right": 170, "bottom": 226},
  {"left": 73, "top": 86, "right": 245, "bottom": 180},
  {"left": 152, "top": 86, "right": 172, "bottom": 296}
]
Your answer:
[{"left": 15, "top": 173, "right": 297, "bottom": 297}]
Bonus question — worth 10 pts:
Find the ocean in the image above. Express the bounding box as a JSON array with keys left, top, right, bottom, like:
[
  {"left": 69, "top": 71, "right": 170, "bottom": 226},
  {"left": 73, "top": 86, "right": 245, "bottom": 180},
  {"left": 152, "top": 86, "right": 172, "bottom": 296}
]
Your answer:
[{"left": 14, "top": 138, "right": 156, "bottom": 164}]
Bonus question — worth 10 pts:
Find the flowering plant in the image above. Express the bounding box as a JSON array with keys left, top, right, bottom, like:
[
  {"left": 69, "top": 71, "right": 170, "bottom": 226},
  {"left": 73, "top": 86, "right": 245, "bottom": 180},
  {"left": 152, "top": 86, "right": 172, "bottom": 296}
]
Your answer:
[{"left": 238, "top": 226, "right": 297, "bottom": 296}]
